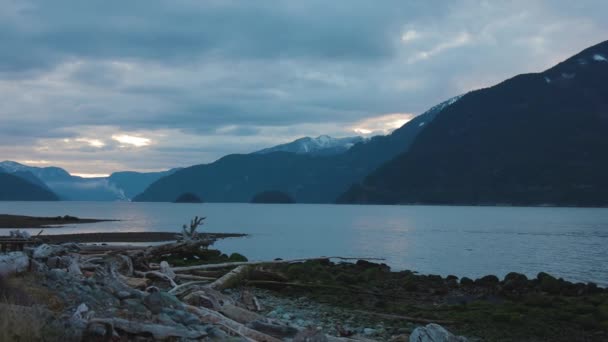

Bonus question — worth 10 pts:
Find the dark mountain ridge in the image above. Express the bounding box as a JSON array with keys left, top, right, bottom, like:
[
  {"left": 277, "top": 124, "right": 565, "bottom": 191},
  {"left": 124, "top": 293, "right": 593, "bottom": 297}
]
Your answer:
[
  {"left": 339, "top": 40, "right": 608, "bottom": 206},
  {"left": 134, "top": 97, "right": 459, "bottom": 203},
  {"left": 0, "top": 172, "right": 59, "bottom": 201}
]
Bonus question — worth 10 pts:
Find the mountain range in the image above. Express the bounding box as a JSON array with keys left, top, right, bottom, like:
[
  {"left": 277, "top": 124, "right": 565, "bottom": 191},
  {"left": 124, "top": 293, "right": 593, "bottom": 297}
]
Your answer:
[
  {"left": 0, "top": 172, "right": 59, "bottom": 201},
  {"left": 4, "top": 40, "right": 607, "bottom": 206},
  {"left": 133, "top": 95, "right": 456, "bottom": 203},
  {"left": 338, "top": 40, "right": 608, "bottom": 206},
  {"left": 0, "top": 161, "right": 177, "bottom": 201}
]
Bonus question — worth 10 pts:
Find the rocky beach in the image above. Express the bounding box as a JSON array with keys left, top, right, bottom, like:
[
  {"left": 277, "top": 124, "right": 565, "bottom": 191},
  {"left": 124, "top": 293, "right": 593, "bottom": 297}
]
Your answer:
[{"left": 1, "top": 218, "right": 607, "bottom": 342}]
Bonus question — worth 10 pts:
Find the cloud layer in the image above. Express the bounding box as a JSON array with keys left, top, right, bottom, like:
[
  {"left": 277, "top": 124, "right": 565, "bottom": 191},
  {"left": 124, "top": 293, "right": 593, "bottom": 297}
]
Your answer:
[{"left": 1, "top": 0, "right": 606, "bottom": 174}]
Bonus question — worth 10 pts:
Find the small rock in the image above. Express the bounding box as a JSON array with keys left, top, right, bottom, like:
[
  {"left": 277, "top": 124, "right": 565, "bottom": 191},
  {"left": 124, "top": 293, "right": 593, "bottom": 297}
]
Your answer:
[
  {"left": 156, "top": 312, "right": 176, "bottom": 325},
  {"left": 116, "top": 291, "right": 132, "bottom": 300},
  {"left": 123, "top": 276, "right": 150, "bottom": 289},
  {"left": 46, "top": 256, "right": 62, "bottom": 268},
  {"left": 123, "top": 298, "right": 150, "bottom": 316},
  {"left": 409, "top": 323, "right": 467, "bottom": 342},
  {"left": 171, "top": 309, "right": 201, "bottom": 326},
  {"left": 204, "top": 326, "right": 229, "bottom": 340},
  {"left": 294, "top": 328, "right": 328, "bottom": 342},
  {"left": 363, "top": 328, "right": 376, "bottom": 336},
  {"left": 282, "top": 313, "right": 294, "bottom": 320},
  {"left": 144, "top": 292, "right": 183, "bottom": 314}
]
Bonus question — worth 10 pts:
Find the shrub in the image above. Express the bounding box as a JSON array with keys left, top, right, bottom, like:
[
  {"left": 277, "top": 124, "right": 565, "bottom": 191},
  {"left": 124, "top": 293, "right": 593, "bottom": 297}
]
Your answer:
[{"left": 229, "top": 253, "right": 248, "bottom": 262}]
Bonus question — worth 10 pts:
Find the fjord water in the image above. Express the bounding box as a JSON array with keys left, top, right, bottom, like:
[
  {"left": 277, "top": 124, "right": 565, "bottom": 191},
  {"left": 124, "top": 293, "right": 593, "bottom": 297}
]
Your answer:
[{"left": 2, "top": 202, "right": 607, "bottom": 286}]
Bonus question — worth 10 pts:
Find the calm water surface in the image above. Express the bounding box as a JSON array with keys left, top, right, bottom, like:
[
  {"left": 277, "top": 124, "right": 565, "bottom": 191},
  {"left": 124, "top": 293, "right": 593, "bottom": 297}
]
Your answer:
[{"left": 2, "top": 202, "right": 607, "bottom": 286}]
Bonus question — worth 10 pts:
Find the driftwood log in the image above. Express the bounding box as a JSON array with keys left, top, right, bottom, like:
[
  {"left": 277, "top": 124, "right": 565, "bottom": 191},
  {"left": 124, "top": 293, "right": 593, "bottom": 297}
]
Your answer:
[{"left": 171, "top": 256, "right": 385, "bottom": 273}]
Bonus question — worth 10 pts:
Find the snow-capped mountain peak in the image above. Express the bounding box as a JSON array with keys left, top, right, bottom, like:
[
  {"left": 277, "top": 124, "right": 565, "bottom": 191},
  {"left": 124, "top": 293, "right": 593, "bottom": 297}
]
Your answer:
[{"left": 254, "top": 135, "right": 367, "bottom": 156}]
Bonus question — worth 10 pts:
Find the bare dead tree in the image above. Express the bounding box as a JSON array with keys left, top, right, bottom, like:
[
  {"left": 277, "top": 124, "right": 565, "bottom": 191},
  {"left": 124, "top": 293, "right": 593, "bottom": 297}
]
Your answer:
[{"left": 180, "top": 216, "right": 206, "bottom": 241}]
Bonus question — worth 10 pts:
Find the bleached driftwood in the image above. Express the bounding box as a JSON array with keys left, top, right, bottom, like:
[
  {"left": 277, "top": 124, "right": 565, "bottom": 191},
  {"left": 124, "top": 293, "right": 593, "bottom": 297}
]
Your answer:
[
  {"left": 181, "top": 216, "right": 206, "bottom": 241},
  {"left": 208, "top": 265, "right": 251, "bottom": 291},
  {"left": 66, "top": 255, "right": 83, "bottom": 276},
  {"left": 185, "top": 304, "right": 281, "bottom": 342},
  {"left": 159, "top": 261, "right": 176, "bottom": 279},
  {"left": 134, "top": 270, "right": 178, "bottom": 288},
  {"left": 172, "top": 256, "right": 385, "bottom": 273},
  {"left": 168, "top": 280, "right": 210, "bottom": 295},
  {"left": 240, "top": 289, "right": 263, "bottom": 312},
  {"left": 176, "top": 274, "right": 216, "bottom": 281}
]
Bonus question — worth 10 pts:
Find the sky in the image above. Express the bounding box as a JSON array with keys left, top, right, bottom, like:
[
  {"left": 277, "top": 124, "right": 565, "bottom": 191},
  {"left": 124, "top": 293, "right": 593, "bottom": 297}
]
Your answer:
[{"left": 0, "top": 0, "right": 607, "bottom": 176}]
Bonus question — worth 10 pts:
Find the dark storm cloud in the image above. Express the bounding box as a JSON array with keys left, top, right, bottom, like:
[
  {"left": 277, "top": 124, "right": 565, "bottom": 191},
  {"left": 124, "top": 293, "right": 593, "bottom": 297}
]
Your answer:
[
  {"left": 0, "top": 0, "right": 607, "bottom": 174},
  {"left": 0, "top": 0, "right": 425, "bottom": 73}
]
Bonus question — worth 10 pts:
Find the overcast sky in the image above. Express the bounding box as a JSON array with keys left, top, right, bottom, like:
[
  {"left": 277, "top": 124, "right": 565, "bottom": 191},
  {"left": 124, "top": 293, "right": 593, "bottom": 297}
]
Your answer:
[{"left": 1, "top": 0, "right": 606, "bottom": 176}]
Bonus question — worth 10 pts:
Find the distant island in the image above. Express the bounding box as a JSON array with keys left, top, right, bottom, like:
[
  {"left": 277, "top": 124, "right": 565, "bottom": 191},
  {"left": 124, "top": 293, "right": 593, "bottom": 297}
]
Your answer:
[
  {"left": 251, "top": 191, "right": 295, "bottom": 204},
  {"left": 173, "top": 192, "right": 203, "bottom": 203}
]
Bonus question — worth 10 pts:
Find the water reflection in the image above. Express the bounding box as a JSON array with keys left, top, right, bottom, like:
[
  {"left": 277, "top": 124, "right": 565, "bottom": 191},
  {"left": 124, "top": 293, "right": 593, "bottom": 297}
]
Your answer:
[{"left": 1, "top": 202, "right": 607, "bottom": 285}]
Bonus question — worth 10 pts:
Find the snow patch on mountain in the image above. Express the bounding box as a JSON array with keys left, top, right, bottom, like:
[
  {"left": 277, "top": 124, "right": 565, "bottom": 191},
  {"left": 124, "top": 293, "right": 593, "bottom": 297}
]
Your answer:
[
  {"left": 417, "top": 94, "right": 464, "bottom": 120},
  {"left": 593, "top": 54, "right": 607, "bottom": 62},
  {"left": 254, "top": 135, "right": 367, "bottom": 156}
]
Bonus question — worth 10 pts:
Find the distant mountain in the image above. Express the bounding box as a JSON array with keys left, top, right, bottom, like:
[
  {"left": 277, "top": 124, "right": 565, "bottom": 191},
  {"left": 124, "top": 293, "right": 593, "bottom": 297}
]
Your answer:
[
  {"left": 254, "top": 135, "right": 366, "bottom": 156},
  {"left": 0, "top": 161, "right": 178, "bottom": 201},
  {"left": 0, "top": 172, "right": 59, "bottom": 201},
  {"left": 339, "top": 40, "right": 608, "bottom": 206},
  {"left": 134, "top": 97, "right": 460, "bottom": 203},
  {"left": 0, "top": 161, "right": 126, "bottom": 201},
  {"left": 108, "top": 168, "right": 181, "bottom": 199},
  {"left": 0, "top": 166, "right": 50, "bottom": 191},
  {"left": 0, "top": 161, "right": 71, "bottom": 182}
]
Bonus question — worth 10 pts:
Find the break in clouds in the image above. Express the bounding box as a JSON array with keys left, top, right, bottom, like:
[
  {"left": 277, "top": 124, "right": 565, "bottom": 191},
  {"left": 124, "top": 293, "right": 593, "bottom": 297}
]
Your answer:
[{"left": 0, "top": 0, "right": 607, "bottom": 175}]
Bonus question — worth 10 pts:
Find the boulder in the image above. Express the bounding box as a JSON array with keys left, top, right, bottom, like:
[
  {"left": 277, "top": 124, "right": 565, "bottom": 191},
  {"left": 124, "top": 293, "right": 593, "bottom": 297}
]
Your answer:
[
  {"left": 0, "top": 252, "right": 30, "bottom": 276},
  {"left": 33, "top": 244, "right": 63, "bottom": 259},
  {"left": 409, "top": 323, "right": 467, "bottom": 342},
  {"left": 459, "top": 277, "right": 474, "bottom": 287},
  {"left": 537, "top": 272, "right": 561, "bottom": 294},
  {"left": 503, "top": 272, "right": 529, "bottom": 292},
  {"left": 144, "top": 291, "right": 183, "bottom": 314},
  {"left": 475, "top": 275, "right": 499, "bottom": 287}
]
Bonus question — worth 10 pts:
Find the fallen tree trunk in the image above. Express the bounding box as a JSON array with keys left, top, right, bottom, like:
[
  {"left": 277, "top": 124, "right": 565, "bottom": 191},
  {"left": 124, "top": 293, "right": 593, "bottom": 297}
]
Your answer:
[
  {"left": 169, "top": 280, "right": 210, "bottom": 295},
  {"left": 142, "top": 239, "right": 214, "bottom": 258},
  {"left": 176, "top": 274, "right": 216, "bottom": 281},
  {"left": 172, "top": 256, "right": 385, "bottom": 273},
  {"left": 208, "top": 265, "right": 251, "bottom": 291},
  {"left": 185, "top": 304, "right": 282, "bottom": 342}
]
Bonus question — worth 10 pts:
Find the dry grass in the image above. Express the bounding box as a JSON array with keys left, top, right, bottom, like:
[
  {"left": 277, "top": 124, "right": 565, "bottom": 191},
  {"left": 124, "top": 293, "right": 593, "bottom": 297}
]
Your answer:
[{"left": 0, "top": 275, "right": 78, "bottom": 342}]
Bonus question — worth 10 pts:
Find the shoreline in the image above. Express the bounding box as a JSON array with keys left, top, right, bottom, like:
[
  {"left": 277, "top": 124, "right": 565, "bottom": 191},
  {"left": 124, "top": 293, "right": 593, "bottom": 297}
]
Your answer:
[
  {"left": 0, "top": 214, "right": 116, "bottom": 229},
  {"left": 39, "top": 231, "right": 247, "bottom": 244},
  {"left": 1, "top": 236, "right": 607, "bottom": 341}
]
